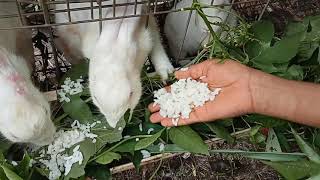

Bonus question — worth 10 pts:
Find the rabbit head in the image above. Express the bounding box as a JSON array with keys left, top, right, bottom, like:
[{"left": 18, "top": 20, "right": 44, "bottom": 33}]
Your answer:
[
  {"left": 0, "top": 48, "right": 56, "bottom": 146},
  {"left": 89, "top": 62, "right": 142, "bottom": 128}
]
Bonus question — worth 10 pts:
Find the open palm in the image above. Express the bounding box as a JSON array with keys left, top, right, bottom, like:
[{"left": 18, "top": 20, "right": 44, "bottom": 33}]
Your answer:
[{"left": 149, "top": 59, "right": 254, "bottom": 127}]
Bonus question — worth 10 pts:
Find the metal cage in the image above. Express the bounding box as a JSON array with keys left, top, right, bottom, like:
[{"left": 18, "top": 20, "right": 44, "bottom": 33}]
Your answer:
[{"left": 0, "top": 0, "right": 319, "bottom": 90}]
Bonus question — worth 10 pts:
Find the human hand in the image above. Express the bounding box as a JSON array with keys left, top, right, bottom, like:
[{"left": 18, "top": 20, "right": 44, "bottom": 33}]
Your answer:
[{"left": 148, "top": 59, "right": 254, "bottom": 127}]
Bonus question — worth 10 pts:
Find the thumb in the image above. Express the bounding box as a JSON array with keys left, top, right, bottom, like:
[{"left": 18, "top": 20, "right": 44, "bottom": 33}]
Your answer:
[{"left": 175, "top": 60, "right": 213, "bottom": 80}]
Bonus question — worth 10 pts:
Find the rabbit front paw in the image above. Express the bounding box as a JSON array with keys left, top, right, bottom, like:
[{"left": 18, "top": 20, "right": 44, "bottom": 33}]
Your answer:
[{"left": 155, "top": 60, "right": 174, "bottom": 82}]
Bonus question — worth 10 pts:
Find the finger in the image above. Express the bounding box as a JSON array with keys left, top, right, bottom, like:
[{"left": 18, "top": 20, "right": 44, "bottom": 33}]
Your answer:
[
  {"left": 160, "top": 117, "right": 192, "bottom": 127},
  {"left": 148, "top": 103, "right": 160, "bottom": 113},
  {"left": 150, "top": 112, "right": 166, "bottom": 123},
  {"left": 175, "top": 60, "right": 214, "bottom": 80}
]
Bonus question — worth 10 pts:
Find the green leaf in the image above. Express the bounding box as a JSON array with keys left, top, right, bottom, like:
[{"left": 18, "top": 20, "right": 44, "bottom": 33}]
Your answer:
[
  {"left": 266, "top": 128, "right": 282, "bottom": 152},
  {"left": 61, "top": 63, "right": 89, "bottom": 83},
  {"left": 307, "top": 173, "right": 320, "bottom": 180},
  {"left": 65, "top": 140, "right": 97, "bottom": 179},
  {"left": 95, "top": 152, "right": 121, "bottom": 165},
  {"left": 92, "top": 116, "right": 125, "bottom": 149},
  {"left": 246, "top": 21, "right": 274, "bottom": 58},
  {"left": 135, "top": 128, "right": 165, "bottom": 151},
  {"left": 276, "top": 131, "right": 291, "bottom": 152},
  {"left": 112, "top": 140, "right": 138, "bottom": 155},
  {"left": 205, "top": 123, "right": 234, "bottom": 144},
  {"left": 62, "top": 96, "right": 93, "bottom": 123},
  {"left": 146, "top": 144, "right": 186, "bottom": 153},
  {"left": 285, "top": 22, "right": 308, "bottom": 37},
  {"left": 252, "top": 32, "right": 304, "bottom": 64},
  {"left": 251, "top": 20, "right": 275, "bottom": 43},
  {"left": 209, "top": 150, "right": 306, "bottom": 162},
  {"left": 297, "top": 40, "right": 319, "bottom": 62},
  {"left": 263, "top": 160, "right": 320, "bottom": 180},
  {"left": 291, "top": 128, "right": 320, "bottom": 164},
  {"left": 1, "top": 165, "right": 23, "bottom": 180},
  {"left": 132, "top": 151, "right": 143, "bottom": 172},
  {"left": 16, "top": 153, "right": 31, "bottom": 178},
  {"left": 285, "top": 65, "right": 304, "bottom": 80},
  {"left": 169, "top": 126, "right": 209, "bottom": 155},
  {"left": 246, "top": 115, "right": 287, "bottom": 128}
]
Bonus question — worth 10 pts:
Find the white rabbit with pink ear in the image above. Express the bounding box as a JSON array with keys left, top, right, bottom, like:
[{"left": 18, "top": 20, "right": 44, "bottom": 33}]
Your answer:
[
  {"left": 164, "top": 0, "right": 238, "bottom": 59},
  {"left": 0, "top": 2, "right": 56, "bottom": 145},
  {"left": 54, "top": 0, "right": 174, "bottom": 128}
]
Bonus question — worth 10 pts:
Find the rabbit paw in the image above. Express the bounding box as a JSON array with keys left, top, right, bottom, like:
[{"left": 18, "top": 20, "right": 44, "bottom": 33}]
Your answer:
[{"left": 155, "top": 60, "right": 174, "bottom": 83}]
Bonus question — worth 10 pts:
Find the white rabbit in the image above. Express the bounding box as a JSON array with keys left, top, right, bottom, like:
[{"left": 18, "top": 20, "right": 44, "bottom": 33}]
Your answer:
[
  {"left": 0, "top": 2, "right": 56, "bottom": 145},
  {"left": 54, "top": 0, "right": 174, "bottom": 128},
  {"left": 164, "top": 0, "right": 238, "bottom": 59}
]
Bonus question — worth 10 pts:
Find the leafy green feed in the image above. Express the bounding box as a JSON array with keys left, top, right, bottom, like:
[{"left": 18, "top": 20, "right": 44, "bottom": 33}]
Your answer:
[{"left": 38, "top": 120, "right": 98, "bottom": 179}]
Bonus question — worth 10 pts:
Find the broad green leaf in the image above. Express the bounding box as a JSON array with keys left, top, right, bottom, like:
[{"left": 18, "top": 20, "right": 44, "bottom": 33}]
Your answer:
[
  {"left": 246, "top": 115, "right": 286, "bottom": 128},
  {"left": 307, "top": 173, "right": 320, "bottom": 180},
  {"left": 112, "top": 140, "right": 138, "bottom": 155},
  {"left": 95, "top": 152, "right": 121, "bottom": 165},
  {"left": 284, "top": 65, "right": 304, "bottom": 80},
  {"left": 252, "top": 32, "right": 304, "bottom": 64},
  {"left": 65, "top": 140, "right": 97, "bottom": 179},
  {"left": 291, "top": 128, "right": 320, "bottom": 164},
  {"left": 92, "top": 116, "right": 125, "bottom": 150},
  {"left": 0, "top": 151, "right": 5, "bottom": 162},
  {"left": 209, "top": 150, "right": 306, "bottom": 162},
  {"left": 132, "top": 151, "right": 143, "bottom": 172},
  {"left": 251, "top": 20, "right": 275, "bottom": 43},
  {"left": 297, "top": 40, "right": 319, "bottom": 62},
  {"left": 1, "top": 165, "right": 23, "bottom": 180},
  {"left": 61, "top": 62, "right": 89, "bottom": 83},
  {"left": 16, "top": 153, "right": 31, "bottom": 178},
  {"left": 169, "top": 126, "right": 209, "bottom": 155},
  {"left": 146, "top": 144, "right": 186, "bottom": 153},
  {"left": 246, "top": 21, "right": 274, "bottom": 58},
  {"left": 285, "top": 22, "right": 307, "bottom": 37},
  {"left": 266, "top": 128, "right": 282, "bottom": 152},
  {"left": 251, "top": 60, "right": 280, "bottom": 73},
  {"left": 62, "top": 96, "right": 93, "bottom": 123},
  {"left": 0, "top": 140, "right": 11, "bottom": 153},
  {"left": 0, "top": 165, "right": 8, "bottom": 180},
  {"left": 205, "top": 123, "right": 234, "bottom": 144},
  {"left": 263, "top": 160, "right": 320, "bottom": 180},
  {"left": 135, "top": 128, "right": 165, "bottom": 151},
  {"left": 216, "top": 119, "right": 234, "bottom": 127}
]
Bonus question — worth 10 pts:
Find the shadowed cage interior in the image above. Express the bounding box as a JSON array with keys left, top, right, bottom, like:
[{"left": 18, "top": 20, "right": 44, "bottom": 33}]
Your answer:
[{"left": 0, "top": 0, "right": 319, "bottom": 91}]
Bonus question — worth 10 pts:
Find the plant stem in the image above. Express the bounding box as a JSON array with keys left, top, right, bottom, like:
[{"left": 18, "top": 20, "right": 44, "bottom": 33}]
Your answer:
[{"left": 89, "top": 135, "right": 152, "bottom": 162}]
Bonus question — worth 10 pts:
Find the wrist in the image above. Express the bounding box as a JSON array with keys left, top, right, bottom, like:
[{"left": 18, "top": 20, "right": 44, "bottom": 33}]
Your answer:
[{"left": 248, "top": 68, "right": 285, "bottom": 115}]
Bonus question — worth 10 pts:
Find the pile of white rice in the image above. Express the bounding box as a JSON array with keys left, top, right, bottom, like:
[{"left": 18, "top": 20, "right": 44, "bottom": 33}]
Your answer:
[
  {"left": 58, "top": 77, "right": 84, "bottom": 102},
  {"left": 39, "top": 120, "right": 98, "bottom": 180},
  {"left": 153, "top": 77, "right": 221, "bottom": 126}
]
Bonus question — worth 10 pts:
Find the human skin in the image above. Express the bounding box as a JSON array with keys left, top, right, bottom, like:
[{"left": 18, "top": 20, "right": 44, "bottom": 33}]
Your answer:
[{"left": 148, "top": 59, "right": 320, "bottom": 128}]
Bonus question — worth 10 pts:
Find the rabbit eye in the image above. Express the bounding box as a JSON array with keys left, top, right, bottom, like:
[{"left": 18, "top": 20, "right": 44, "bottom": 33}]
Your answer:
[{"left": 129, "top": 92, "right": 133, "bottom": 97}]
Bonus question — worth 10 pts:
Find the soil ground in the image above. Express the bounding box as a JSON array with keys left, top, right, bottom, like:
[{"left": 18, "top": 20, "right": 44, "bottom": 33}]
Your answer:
[{"left": 112, "top": 140, "right": 279, "bottom": 180}]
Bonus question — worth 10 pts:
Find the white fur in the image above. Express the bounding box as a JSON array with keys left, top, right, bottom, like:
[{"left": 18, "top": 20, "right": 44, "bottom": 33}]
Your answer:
[
  {"left": 164, "top": 0, "right": 238, "bottom": 59},
  {"left": 0, "top": 3, "right": 56, "bottom": 145},
  {"left": 54, "top": 0, "right": 174, "bottom": 128}
]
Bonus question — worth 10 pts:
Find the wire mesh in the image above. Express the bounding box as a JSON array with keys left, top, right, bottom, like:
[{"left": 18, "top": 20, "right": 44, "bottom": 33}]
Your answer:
[{"left": 0, "top": 0, "right": 319, "bottom": 90}]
